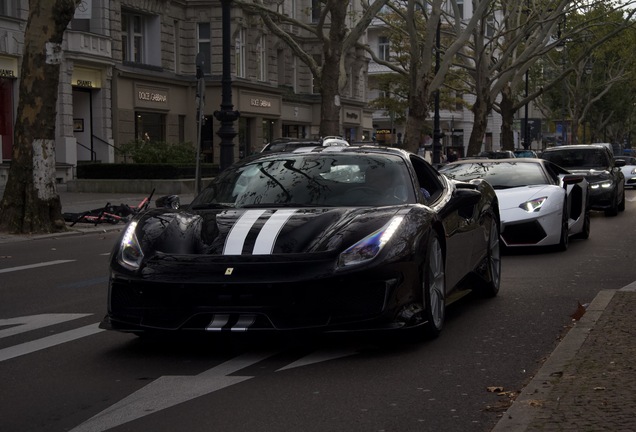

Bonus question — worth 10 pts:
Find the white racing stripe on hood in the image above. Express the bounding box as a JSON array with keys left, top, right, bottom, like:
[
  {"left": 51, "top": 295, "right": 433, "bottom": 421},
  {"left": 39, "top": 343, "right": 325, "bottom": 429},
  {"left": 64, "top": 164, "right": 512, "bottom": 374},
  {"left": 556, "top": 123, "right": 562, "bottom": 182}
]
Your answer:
[
  {"left": 223, "top": 209, "right": 266, "bottom": 255},
  {"left": 253, "top": 209, "right": 297, "bottom": 255}
]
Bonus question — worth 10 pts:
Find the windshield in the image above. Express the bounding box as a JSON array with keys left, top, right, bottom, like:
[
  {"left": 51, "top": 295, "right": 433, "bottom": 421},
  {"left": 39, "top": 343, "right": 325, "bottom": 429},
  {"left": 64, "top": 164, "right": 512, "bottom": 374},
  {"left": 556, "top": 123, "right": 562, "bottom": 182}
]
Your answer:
[
  {"left": 542, "top": 149, "right": 609, "bottom": 169},
  {"left": 441, "top": 161, "right": 549, "bottom": 188},
  {"left": 191, "top": 153, "right": 417, "bottom": 208}
]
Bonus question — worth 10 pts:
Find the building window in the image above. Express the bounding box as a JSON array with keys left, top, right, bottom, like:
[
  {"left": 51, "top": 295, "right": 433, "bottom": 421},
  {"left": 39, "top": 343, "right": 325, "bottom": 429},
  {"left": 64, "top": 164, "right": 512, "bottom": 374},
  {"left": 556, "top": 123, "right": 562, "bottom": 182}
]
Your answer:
[
  {"left": 0, "top": 0, "right": 19, "bottom": 18},
  {"left": 457, "top": 0, "right": 464, "bottom": 19},
  {"left": 122, "top": 11, "right": 160, "bottom": 66},
  {"left": 378, "top": 36, "right": 390, "bottom": 61},
  {"left": 311, "top": 0, "right": 321, "bottom": 23},
  {"left": 256, "top": 35, "right": 267, "bottom": 81},
  {"left": 197, "top": 22, "right": 211, "bottom": 75},
  {"left": 135, "top": 112, "right": 166, "bottom": 142},
  {"left": 174, "top": 20, "right": 181, "bottom": 74},
  {"left": 235, "top": 29, "right": 246, "bottom": 78}
]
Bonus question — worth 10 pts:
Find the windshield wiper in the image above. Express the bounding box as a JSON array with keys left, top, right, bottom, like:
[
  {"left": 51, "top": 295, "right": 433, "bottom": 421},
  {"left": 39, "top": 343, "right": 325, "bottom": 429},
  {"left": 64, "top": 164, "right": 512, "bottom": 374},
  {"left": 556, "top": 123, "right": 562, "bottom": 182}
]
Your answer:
[
  {"left": 190, "top": 203, "right": 234, "bottom": 210},
  {"left": 240, "top": 203, "right": 322, "bottom": 208}
]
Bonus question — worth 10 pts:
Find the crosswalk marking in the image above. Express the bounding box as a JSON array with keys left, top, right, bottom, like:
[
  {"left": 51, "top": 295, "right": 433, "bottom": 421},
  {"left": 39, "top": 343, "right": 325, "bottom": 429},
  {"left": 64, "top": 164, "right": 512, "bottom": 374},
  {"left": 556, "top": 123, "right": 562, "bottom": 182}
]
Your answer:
[{"left": 0, "top": 259, "right": 75, "bottom": 274}]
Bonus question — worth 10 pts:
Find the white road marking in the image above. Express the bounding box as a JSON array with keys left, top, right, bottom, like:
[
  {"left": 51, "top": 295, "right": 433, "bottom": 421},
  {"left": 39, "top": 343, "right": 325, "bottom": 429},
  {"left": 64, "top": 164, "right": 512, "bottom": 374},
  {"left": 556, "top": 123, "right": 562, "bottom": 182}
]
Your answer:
[
  {"left": 0, "top": 259, "right": 75, "bottom": 274},
  {"left": 0, "top": 323, "right": 103, "bottom": 362},
  {"left": 0, "top": 313, "right": 92, "bottom": 339},
  {"left": 70, "top": 351, "right": 276, "bottom": 432},
  {"left": 276, "top": 348, "right": 358, "bottom": 371}
]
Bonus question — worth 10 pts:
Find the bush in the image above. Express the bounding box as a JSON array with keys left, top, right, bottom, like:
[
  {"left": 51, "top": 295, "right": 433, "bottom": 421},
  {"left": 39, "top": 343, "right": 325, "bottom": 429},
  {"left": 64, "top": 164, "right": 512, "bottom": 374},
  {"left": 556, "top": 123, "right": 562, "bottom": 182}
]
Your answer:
[
  {"left": 117, "top": 140, "right": 197, "bottom": 164},
  {"left": 76, "top": 163, "right": 219, "bottom": 179}
]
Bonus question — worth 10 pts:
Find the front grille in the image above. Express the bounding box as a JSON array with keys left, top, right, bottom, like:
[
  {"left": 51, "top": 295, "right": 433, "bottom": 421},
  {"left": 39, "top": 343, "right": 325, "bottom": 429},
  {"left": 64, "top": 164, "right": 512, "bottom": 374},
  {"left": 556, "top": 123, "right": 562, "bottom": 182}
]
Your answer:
[
  {"left": 109, "top": 277, "right": 390, "bottom": 330},
  {"left": 501, "top": 221, "right": 546, "bottom": 245}
]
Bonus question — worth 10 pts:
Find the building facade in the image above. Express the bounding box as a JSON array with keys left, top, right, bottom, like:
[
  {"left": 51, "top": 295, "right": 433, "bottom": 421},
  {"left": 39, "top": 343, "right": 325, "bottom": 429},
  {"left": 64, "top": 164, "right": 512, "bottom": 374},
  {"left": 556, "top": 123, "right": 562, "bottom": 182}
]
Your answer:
[{"left": 0, "top": 0, "right": 376, "bottom": 187}]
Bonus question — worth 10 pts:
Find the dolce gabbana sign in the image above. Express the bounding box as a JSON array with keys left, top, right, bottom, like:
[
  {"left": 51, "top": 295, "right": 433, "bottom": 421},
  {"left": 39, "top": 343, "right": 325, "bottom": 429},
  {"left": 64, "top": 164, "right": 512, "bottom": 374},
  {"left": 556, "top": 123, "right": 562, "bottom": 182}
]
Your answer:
[{"left": 135, "top": 85, "right": 169, "bottom": 109}]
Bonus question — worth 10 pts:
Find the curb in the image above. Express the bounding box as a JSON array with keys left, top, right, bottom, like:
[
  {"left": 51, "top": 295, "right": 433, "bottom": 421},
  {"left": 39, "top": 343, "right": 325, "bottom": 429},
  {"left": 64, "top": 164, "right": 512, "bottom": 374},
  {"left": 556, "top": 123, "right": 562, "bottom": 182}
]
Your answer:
[{"left": 491, "top": 281, "right": 636, "bottom": 431}]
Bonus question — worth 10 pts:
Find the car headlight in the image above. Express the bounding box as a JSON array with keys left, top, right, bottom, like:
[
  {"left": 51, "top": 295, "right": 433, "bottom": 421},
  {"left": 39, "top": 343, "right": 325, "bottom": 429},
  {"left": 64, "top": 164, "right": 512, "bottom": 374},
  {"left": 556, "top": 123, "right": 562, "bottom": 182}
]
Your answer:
[
  {"left": 117, "top": 221, "right": 144, "bottom": 271},
  {"left": 338, "top": 216, "right": 404, "bottom": 267},
  {"left": 631, "top": 168, "right": 636, "bottom": 175},
  {"left": 519, "top": 197, "right": 547, "bottom": 212},
  {"left": 590, "top": 180, "right": 612, "bottom": 189}
]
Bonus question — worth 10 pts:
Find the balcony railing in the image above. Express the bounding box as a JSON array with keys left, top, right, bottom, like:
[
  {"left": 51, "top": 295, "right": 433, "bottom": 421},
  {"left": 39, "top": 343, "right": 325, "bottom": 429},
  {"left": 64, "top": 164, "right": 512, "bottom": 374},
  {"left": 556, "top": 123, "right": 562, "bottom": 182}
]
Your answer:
[{"left": 65, "top": 31, "right": 112, "bottom": 60}]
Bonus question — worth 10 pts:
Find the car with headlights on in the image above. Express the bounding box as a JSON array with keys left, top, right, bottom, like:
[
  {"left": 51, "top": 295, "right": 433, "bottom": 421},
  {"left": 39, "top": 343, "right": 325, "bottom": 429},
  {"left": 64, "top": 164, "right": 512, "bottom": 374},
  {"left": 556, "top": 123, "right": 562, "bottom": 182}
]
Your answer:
[
  {"left": 541, "top": 144, "right": 625, "bottom": 216},
  {"left": 440, "top": 158, "right": 589, "bottom": 251},
  {"left": 614, "top": 156, "right": 636, "bottom": 188},
  {"left": 100, "top": 146, "right": 501, "bottom": 341}
]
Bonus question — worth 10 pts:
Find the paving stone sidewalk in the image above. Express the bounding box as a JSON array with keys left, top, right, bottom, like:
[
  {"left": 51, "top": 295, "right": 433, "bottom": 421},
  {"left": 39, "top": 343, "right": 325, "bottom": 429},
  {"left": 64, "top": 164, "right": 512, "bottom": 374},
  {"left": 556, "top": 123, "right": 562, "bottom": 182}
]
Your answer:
[{"left": 493, "top": 282, "right": 636, "bottom": 431}]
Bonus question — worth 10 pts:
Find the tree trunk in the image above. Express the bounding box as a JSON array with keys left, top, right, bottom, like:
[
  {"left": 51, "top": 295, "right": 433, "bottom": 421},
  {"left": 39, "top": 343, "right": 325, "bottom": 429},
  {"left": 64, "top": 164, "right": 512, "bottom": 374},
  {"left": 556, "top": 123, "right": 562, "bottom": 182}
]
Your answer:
[
  {"left": 318, "top": 1, "right": 348, "bottom": 138},
  {"left": 404, "top": 85, "right": 430, "bottom": 154},
  {"left": 467, "top": 92, "right": 491, "bottom": 156},
  {"left": 0, "top": 0, "right": 78, "bottom": 234},
  {"left": 499, "top": 86, "right": 515, "bottom": 151}
]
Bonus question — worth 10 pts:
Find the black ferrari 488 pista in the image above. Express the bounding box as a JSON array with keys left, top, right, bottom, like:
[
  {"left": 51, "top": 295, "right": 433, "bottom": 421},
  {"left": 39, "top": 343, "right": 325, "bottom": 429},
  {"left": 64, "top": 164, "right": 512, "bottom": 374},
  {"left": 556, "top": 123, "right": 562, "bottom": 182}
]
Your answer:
[{"left": 100, "top": 146, "right": 501, "bottom": 341}]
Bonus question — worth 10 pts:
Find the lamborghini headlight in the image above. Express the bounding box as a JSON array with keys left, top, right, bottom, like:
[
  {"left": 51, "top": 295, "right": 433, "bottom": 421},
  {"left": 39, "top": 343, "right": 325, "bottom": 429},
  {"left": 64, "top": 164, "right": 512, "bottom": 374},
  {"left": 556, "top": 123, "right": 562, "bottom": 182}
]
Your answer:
[
  {"left": 338, "top": 216, "right": 404, "bottom": 267},
  {"left": 590, "top": 180, "right": 612, "bottom": 189},
  {"left": 117, "top": 221, "right": 144, "bottom": 271},
  {"left": 519, "top": 196, "right": 547, "bottom": 212}
]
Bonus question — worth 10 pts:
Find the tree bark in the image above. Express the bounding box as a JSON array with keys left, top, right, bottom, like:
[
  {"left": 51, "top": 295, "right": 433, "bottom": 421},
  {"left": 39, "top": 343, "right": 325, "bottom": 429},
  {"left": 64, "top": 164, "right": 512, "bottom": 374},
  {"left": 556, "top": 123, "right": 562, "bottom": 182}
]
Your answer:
[
  {"left": 0, "top": 0, "right": 78, "bottom": 234},
  {"left": 467, "top": 89, "right": 491, "bottom": 157},
  {"left": 499, "top": 85, "right": 515, "bottom": 151}
]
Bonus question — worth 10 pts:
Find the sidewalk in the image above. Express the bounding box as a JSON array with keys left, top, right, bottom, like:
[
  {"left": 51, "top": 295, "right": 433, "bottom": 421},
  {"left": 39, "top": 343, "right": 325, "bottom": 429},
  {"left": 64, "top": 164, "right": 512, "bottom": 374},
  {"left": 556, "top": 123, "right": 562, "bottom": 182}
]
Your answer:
[{"left": 492, "top": 282, "right": 636, "bottom": 431}]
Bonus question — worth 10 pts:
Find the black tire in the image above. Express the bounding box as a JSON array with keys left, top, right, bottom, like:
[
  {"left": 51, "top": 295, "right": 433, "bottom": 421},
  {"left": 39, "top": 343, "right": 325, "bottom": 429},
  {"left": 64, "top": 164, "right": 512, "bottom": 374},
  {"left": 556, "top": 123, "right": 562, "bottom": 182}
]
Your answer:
[
  {"left": 421, "top": 232, "right": 446, "bottom": 339},
  {"left": 479, "top": 215, "right": 501, "bottom": 297},
  {"left": 556, "top": 201, "right": 569, "bottom": 251},
  {"left": 573, "top": 209, "right": 591, "bottom": 240}
]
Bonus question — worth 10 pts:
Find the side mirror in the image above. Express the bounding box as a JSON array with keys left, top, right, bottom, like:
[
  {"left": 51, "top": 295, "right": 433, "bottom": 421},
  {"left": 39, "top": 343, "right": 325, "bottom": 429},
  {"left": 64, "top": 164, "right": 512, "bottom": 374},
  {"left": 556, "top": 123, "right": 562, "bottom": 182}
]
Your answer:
[
  {"left": 615, "top": 159, "right": 626, "bottom": 168},
  {"left": 562, "top": 175, "right": 585, "bottom": 186},
  {"left": 156, "top": 195, "right": 180, "bottom": 209}
]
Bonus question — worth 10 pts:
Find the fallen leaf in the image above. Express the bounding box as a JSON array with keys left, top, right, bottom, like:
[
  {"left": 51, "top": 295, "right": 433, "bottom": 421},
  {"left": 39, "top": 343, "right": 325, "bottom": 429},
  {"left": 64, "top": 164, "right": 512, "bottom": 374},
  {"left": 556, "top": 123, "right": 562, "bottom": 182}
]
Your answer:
[{"left": 487, "top": 386, "right": 504, "bottom": 393}]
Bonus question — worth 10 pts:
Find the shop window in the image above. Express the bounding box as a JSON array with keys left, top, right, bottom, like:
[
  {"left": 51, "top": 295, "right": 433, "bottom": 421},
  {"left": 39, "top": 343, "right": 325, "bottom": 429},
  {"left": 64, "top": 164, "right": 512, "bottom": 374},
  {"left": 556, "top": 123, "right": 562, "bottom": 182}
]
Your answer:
[
  {"left": 122, "top": 10, "right": 161, "bottom": 66},
  {"left": 135, "top": 112, "right": 166, "bottom": 143},
  {"left": 197, "top": 22, "right": 211, "bottom": 75},
  {"left": 311, "top": 0, "right": 321, "bottom": 23},
  {"left": 0, "top": 79, "right": 14, "bottom": 160}
]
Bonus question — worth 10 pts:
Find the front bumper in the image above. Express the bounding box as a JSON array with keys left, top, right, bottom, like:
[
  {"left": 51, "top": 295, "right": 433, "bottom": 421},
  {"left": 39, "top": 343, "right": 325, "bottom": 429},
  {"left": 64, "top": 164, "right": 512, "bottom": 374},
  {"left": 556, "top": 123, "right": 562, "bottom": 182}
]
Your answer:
[
  {"left": 499, "top": 207, "right": 562, "bottom": 247},
  {"left": 588, "top": 187, "right": 616, "bottom": 210},
  {"left": 102, "top": 256, "right": 421, "bottom": 334}
]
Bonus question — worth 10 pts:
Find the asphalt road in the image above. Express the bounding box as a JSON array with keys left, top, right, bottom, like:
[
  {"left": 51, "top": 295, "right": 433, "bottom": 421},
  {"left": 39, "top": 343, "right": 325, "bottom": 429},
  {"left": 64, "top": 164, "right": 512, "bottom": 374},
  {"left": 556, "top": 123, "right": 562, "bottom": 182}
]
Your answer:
[{"left": 2, "top": 190, "right": 636, "bottom": 432}]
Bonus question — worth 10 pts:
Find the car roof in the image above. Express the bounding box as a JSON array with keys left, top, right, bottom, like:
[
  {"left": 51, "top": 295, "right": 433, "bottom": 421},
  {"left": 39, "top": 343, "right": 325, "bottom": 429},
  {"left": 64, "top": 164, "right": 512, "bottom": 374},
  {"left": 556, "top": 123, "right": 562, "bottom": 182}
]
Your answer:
[
  {"left": 258, "top": 144, "right": 409, "bottom": 158},
  {"left": 543, "top": 144, "right": 609, "bottom": 152}
]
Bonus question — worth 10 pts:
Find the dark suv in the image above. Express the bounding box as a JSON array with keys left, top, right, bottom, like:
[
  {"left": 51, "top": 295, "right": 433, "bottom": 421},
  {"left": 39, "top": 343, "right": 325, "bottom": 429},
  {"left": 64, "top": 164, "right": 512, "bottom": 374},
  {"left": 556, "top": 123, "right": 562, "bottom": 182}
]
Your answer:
[{"left": 541, "top": 144, "right": 626, "bottom": 216}]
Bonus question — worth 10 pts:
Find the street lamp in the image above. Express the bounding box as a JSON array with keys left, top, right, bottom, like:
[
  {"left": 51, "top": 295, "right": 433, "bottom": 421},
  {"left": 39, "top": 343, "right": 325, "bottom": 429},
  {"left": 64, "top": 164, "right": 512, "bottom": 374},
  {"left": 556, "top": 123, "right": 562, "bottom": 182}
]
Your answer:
[
  {"left": 432, "top": 19, "right": 442, "bottom": 164},
  {"left": 555, "top": 17, "right": 567, "bottom": 146},
  {"left": 213, "top": 0, "right": 240, "bottom": 171}
]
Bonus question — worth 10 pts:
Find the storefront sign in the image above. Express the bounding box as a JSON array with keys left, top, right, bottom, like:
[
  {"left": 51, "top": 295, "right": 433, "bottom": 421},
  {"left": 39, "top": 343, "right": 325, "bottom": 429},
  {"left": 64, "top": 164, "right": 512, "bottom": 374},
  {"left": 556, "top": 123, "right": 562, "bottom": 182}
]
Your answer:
[
  {"left": 250, "top": 98, "right": 272, "bottom": 108},
  {"left": 135, "top": 85, "right": 169, "bottom": 108},
  {"left": 375, "top": 129, "right": 392, "bottom": 134},
  {"left": 72, "top": 67, "right": 102, "bottom": 88},
  {"left": 0, "top": 56, "right": 18, "bottom": 79}
]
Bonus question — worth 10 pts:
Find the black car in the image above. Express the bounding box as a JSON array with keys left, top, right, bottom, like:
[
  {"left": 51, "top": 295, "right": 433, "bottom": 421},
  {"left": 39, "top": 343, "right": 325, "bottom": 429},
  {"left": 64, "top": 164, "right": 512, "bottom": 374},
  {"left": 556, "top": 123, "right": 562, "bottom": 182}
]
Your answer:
[
  {"left": 100, "top": 146, "right": 501, "bottom": 340},
  {"left": 541, "top": 144, "right": 625, "bottom": 216}
]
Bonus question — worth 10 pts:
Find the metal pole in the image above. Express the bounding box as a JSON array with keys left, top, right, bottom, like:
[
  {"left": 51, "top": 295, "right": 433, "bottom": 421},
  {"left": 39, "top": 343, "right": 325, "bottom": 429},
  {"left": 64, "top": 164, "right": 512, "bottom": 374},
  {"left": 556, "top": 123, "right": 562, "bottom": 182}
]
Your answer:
[
  {"left": 194, "top": 68, "right": 204, "bottom": 195},
  {"left": 524, "top": 69, "right": 530, "bottom": 149},
  {"left": 214, "top": 0, "right": 240, "bottom": 172},
  {"left": 432, "top": 19, "right": 442, "bottom": 164}
]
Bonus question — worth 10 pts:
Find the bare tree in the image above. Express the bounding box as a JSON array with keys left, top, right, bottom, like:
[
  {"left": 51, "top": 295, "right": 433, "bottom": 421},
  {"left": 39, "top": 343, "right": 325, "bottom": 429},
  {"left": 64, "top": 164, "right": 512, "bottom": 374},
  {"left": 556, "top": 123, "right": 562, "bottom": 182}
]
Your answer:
[
  {"left": 0, "top": 0, "right": 79, "bottom": 234},
  {"left": 234, "top": 0, "right": 390, "bottom": 137}
]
